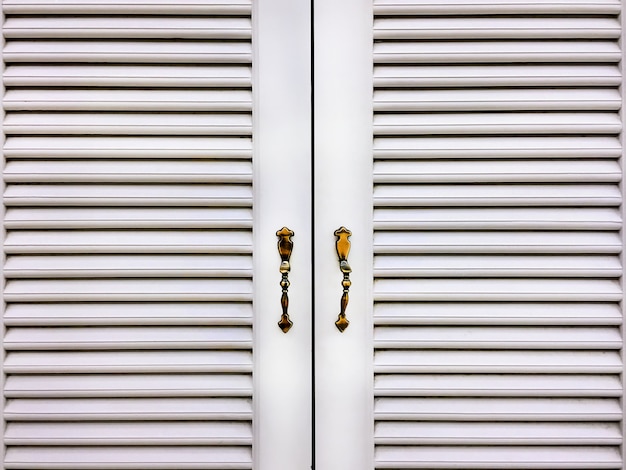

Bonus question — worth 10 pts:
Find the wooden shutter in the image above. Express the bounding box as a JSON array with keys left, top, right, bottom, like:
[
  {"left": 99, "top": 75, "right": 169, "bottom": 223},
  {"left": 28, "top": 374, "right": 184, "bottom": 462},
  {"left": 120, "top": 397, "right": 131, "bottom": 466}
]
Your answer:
[
  {"left": 373, "top": 0, "right": 623, "bottom": 467},
  {"left": 2, "top": 1, "right": 254, "bottom": 468}
]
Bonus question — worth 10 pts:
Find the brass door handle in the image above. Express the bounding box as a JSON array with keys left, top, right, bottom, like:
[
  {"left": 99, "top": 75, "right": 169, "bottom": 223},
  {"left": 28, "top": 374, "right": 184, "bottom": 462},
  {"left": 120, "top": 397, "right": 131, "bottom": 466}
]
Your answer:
[
  {"left": 334, "top": 226, "right": 352, "bottom": 332},
  {"left": 276, "top": 227, "right": 294, "bottom": 333}
]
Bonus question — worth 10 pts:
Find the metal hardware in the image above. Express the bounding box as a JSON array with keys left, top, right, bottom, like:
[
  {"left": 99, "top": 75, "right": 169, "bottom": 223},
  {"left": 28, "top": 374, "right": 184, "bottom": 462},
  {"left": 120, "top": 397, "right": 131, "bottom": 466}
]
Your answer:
[
  {"left": 276, "top": 227, "right": 294, "bottom": 333},
  {"left": 334, "top": 226, "right": 352, "bottom": 332}
]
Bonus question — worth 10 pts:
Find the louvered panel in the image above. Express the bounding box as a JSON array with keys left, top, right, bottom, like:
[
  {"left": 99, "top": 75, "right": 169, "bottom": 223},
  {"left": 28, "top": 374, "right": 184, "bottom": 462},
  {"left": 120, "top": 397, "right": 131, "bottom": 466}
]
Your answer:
[
  {"left": 373, "top": 1, "right": 623, "bottom": 468},
  {"left": 2, "top": 2, "right": 254, "bottom": 469}
]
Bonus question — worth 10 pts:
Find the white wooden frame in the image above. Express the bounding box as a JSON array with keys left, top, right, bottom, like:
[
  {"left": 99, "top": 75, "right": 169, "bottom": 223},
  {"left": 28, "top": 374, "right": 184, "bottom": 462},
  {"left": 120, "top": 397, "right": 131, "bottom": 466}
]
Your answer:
[
  {"left": 253, "top": 0, "right": 313, "bottom": 468},
  {"left": 314, "top": 1, "right": 375, "bottom": 468}
]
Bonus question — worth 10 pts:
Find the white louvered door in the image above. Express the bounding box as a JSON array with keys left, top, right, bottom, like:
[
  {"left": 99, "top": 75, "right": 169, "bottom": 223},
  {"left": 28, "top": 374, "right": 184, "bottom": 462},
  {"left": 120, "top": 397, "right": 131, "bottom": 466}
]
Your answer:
[
  {"left": 2, "top": 0, "right": 626, "bottom": 469},
  {"left": 1, "top": 0, "right": 312, "bottom": 469},
  {"left": 315, "top": 0, "right": 626, "bottom": 469}
]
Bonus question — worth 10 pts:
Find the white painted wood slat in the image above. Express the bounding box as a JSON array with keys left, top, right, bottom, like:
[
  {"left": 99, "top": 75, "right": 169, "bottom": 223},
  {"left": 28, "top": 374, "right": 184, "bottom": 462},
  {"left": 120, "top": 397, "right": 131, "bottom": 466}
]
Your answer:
[
  {"left": 372, "top": 1, "right": 623, "bottom": 468},
  {"left": 2, "top": 2, "right": 255, "bottom": 468},
  {"left": 5, "top": 397, "right": 252, "bottom": 421},
  {"left": 4, "top": 64, "right": 252, "bottom": 87},
  {"left": 3, "top": 0, "right": 252, "bottom": 15},
  {"left": 3, "top": 17, "right": 252, "bottom": 39}
]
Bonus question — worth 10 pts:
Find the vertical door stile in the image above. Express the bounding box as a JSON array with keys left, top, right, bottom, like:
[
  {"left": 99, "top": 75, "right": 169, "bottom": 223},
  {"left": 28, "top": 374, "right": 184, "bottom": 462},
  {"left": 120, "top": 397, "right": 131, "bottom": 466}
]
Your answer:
[
  {"left": 254, "top": 0, "right": 313, "bottom": 468},
  {"left": 314, "top": 0, "right": 375, "bottom": 469}
]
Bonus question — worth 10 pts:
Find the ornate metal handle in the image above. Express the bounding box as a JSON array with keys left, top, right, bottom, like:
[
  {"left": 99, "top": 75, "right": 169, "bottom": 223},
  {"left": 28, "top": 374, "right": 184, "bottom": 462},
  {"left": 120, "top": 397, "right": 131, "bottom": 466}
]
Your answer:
[
  {"left": 276, "top": 227, "right": 294, "bottom": 333},
  {"left": 334, "top": 226, "right": 352, "bottom": 332}
]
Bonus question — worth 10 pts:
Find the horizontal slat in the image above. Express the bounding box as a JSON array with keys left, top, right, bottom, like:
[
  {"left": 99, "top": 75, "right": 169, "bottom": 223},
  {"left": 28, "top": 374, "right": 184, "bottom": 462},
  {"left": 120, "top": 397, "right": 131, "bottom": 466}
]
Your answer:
[
  {"left": 4, "top": 17, "right": 251, "bottom": 39},
  {"left": 5, "top": 397, "right": 252, "bottom": 421},
  {"left": 4, "top": 254, "right": 252, "bottom": 278},
  {"left": 374, "top": 160, "right": 621, "bottom": 183},
  {"left": 4, "top": 113, "right": 252, "bottom": 135},
  {"left": 374, "top": 374, "right": 622, "bottom": 397},
  {"left": 373, "top": 303, "right": 622, "bottom": 326},
  {"left": 374, "top": 350, "right": 622, "bottom": 374},
  {"left": 4, "top": 326, "right": 252, "bottom": 350},
  {"left": 374, "top": 397, "right": 622, "bottom": 421},
  {"left": 5, "top": 374, "right": 252, "bottom": 397},
  {"left": 5, "top": 446, "right": 252, "bottom": 470},
  {"left": 374, "top": 64, "right": 621, "bottom": 87},
  {"left": 374, "top": 112, "right": 621, "bottom": 135},
  {"left": 4, "top": 89, "right": 252, "bottom": 112},
  {"left": 375, "top": 278, "right": 622, "bottom": 302},
  {"left": 374, "top": 17, "right": 620, "bottom": 39},
  {"left": 4, "top": 207, "right": 253, "bottom": 229},
  {"left": 3, "top": 40, "right": 252, "bottom": 63},
  {"left": 373, "top": 207, "right": 622, "bottom": 231},
  {"left": 5, "top": 421, "right": 252, "bottom": 446},
  {"left": 4, "top": 64, "right": 252, "bottom": 87},
  {"left": 4, "top": 136, "right": 252, "bottom": 158},
  {"left": 5, "top": 350, "right": 252, "bottom": 374},
  {"left": 4, "top": 303, "right": 253, "bottom": 326},
  {"left": 3, "top": 0, "right": 252, "bottom": 15},
  {"left": 374, "top": 40, "right": 621, "bottom": 63},
  {"left": 374, "top": 231, "right": 622, "bottom": 253},
  {"left": 4, "top": 279, "right": 253, "bottom": 302},
  {"left": 374, "top": 185, "right": 622, "bottom": 207},
  {"left": 374, "top": 326, "right": 621, "bottom": 349},
  {"left": 375, "top": 421, "right": 621, "bottom": 446},
  {"left": 374, "top": 255, "right": 621, "bottom": 278},
  {"left": 374, "top": 136, "right": 621, "bottom": 159},
  {"left": 5, "top": 230, "right": 252, "bottom": 253},
  {"left": 375, "top": 445, "right": 621, "bottom": 469},
  {"left": 374, "top": 88, "right": 621, "bottom": 112},
  {"left": 373, "top": 0, "right": 621, "bottom": 15},
  {"left": 4, "top": 160, "right": 252, "bottom": 183}
]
